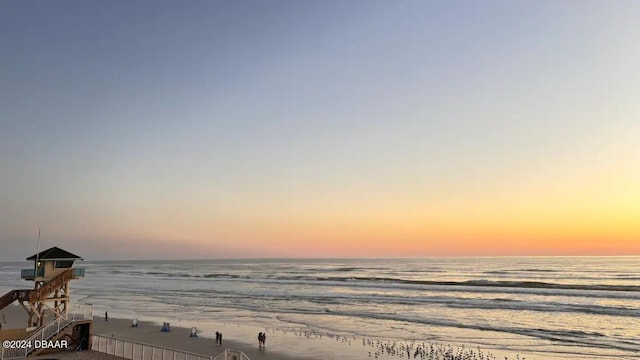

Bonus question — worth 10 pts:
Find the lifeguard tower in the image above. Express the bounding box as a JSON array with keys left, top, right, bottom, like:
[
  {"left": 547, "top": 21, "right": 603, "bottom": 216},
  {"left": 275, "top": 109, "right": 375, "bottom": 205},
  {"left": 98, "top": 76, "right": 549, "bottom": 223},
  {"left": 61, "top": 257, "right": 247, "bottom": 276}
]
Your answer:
[
  {"left": 19, "top": 247, "right": 85, "bottom": 327},
  {"left": 0, "top": 247, "right": 94, "bottom": 359}
]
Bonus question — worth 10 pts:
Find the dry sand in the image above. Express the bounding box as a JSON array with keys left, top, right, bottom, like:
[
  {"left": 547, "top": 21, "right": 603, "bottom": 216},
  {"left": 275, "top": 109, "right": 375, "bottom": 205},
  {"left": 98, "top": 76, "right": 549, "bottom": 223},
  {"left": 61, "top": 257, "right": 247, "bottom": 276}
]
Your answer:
[
  {"left": 92, "top": 316, "right": 299, "bottom": 360},
  {"left": 0, "top": 304, "right": 31, "bottom": 330},
  {"left": 2, "top": 305, "right": 301, "bottom": 360}
]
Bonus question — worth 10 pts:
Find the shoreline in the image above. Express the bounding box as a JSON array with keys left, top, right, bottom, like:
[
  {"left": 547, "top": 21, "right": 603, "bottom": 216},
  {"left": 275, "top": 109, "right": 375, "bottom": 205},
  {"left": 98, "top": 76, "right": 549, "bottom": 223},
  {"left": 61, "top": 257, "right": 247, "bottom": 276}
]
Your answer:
[{"left": 2, "top": 305, "right": 543, "bottom": 360}]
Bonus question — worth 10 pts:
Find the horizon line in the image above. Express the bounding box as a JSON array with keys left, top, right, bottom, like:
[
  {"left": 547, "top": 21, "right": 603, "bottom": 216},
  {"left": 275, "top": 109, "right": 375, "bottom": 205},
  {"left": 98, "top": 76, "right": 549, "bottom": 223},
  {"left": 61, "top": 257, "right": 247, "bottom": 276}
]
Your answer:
[{"left": 3, "top": 254, "right": 638, "bottom": 263}]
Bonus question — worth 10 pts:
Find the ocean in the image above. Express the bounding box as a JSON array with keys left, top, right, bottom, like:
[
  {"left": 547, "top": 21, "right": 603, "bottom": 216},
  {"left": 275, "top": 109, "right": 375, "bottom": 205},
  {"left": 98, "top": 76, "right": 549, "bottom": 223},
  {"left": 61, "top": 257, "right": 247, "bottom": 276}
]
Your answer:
[{"left": 1, "top": 257, "right": 638, "bottom": 360}]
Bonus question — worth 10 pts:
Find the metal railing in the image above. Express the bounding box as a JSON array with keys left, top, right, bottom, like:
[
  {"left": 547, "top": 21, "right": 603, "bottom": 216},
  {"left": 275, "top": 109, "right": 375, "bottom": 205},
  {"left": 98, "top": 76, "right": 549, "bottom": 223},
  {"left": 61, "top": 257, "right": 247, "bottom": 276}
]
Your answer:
[
  {"left": 19, "top": 268, "right": 45, "bottom": 279},
  {"left": 73, "top": 268, "right": 86, "bottom": 277},
  {"left": 91, "top": 335, "right": 250, "bottom": 360},
  {"left": 0, "top": 303, "right": 94, "bottom": 360},
  {"left": 215, "top": 349, "right": 250, "bottom": 360}
]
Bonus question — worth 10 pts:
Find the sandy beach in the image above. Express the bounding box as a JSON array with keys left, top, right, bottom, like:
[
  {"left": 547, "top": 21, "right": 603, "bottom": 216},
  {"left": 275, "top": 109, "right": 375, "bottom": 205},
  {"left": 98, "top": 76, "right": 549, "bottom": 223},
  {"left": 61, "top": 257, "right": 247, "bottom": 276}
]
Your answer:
[
  {"left": 89, "top": 313, "right": 431, "bottom": 360},
  {"left": 3, "top": 1, "right": 639, "bottom": 359},
  {"left": 91, "top": 316, "right": 299, "bottom": 360},
  {"left": 2, "top": 305, "right": 300, "bottom": 360},
  {"left": 0, "top": 303, "right": 535, "bottom": 360}
]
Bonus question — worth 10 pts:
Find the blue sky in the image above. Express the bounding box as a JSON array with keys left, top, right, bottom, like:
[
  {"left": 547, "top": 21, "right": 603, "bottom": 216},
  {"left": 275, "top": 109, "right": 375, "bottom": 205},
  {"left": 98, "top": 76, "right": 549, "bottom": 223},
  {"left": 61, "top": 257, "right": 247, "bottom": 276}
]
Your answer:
[{"left": 1, "top": 1, "right": 639, "bottom": 260}]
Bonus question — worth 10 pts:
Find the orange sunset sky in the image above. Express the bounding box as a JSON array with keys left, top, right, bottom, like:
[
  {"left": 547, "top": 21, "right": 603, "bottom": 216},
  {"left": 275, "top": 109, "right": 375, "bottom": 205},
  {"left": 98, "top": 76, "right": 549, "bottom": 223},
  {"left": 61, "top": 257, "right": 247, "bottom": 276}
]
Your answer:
[{"left": 1, "top": 1, "right": 639, "bottom": 260}]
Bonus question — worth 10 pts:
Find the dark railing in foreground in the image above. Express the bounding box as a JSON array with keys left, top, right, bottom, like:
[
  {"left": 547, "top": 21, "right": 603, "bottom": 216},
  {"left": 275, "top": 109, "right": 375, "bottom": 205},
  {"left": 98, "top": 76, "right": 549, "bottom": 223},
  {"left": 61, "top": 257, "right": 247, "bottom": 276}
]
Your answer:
[{"left": 91, "top": 334, "right": 250, "bottom": 360}]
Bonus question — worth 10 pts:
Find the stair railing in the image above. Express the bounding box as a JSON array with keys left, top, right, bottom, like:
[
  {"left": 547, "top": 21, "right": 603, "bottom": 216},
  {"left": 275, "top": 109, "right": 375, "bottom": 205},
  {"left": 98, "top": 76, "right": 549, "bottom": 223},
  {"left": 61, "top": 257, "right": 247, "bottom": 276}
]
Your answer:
[{"left": 0, "top": 303, "right": 93, "bottom": 360}]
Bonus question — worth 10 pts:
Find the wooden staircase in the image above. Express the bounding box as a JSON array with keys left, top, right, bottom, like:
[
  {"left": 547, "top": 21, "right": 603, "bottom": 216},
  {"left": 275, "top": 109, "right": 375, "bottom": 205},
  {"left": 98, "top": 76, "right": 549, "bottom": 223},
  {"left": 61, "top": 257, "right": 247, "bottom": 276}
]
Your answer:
[
  {"left": 0, "top": 291, "right": 20, "bottom": 310},
  {"left": 0, "top": 269, "right": 74, "bottom": 311}
]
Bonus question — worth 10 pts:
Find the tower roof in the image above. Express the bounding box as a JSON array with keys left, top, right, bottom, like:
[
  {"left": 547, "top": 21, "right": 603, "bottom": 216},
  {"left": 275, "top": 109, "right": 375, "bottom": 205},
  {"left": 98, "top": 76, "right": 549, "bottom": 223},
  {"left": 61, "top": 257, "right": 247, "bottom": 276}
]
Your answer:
[{"left": 26, "top": 246, "right": 83, "bottom": 261}]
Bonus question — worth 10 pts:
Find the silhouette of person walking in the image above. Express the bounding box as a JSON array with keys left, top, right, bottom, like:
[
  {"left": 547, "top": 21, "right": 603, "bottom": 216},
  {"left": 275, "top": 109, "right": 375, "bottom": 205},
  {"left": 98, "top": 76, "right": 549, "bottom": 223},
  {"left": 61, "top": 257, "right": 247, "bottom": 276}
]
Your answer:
[{"left": 257, "top": 332, "right": 267, "bottom": 348}]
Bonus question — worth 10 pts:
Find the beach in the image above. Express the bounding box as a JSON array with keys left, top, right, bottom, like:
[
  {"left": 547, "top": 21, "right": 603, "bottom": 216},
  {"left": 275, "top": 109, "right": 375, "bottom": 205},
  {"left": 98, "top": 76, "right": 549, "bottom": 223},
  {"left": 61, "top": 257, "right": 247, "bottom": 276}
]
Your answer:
[
  {"left": 2, "top": 257, "right": 639, "bottom": 360},
  {"left": 2, "top": 305, "right": 368, "bottom": 360},
  {"left": 3, "top": 304, "right": 521, "bottom": 360},
  {"left": 1, "top": 305, "right": 288, "bottom": 360},
  {"left": 3, "top": 1, "right": 639, "bottom": 358},
  {"left": 91, "top": 316, "right": 297, "bottom": 360}
]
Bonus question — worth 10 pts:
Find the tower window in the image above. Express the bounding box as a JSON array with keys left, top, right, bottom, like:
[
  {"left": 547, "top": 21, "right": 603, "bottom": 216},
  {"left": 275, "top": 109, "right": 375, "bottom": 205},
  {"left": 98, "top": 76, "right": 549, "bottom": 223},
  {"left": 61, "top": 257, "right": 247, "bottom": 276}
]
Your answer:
[{"left": 54, "top": 260, "right": 74, "bottom": 268}]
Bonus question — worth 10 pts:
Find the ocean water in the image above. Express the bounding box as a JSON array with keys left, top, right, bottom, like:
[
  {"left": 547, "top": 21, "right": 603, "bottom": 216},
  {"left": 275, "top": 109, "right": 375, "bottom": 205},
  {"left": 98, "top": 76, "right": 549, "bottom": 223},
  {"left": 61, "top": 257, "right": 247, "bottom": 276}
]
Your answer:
[{"left": 1, "top": 257, "right": 638, "bottom": 359}]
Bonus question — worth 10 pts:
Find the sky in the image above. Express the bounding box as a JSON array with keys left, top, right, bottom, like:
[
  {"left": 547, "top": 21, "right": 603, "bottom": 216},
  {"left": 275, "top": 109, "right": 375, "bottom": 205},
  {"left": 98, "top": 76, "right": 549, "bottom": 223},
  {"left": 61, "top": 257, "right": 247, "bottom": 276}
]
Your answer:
[{"left": 1, "top": 1, "right": 639, "bottom": 260}]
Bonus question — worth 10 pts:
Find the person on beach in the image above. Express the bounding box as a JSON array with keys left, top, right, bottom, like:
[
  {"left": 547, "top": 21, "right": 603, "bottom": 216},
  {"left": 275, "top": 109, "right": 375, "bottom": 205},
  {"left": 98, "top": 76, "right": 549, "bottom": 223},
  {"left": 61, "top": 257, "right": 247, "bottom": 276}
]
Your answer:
[
  {"left": 258, "top": 332, "right": 262, "bottom": 348},
  {"left": 219, "top": 332, "right": 222, "bottom": 346},
  {"left": 215, "top": 331, "right": 219, "bottom": 345},
  {"left": 262, "top": 332, "right": 266, "bottom": 347},
  {"left": 105, "top": 311, "right": 108, "bottom": 321}
]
